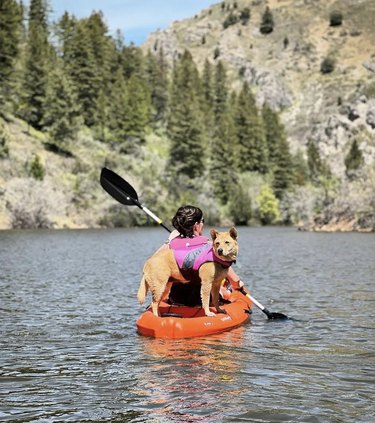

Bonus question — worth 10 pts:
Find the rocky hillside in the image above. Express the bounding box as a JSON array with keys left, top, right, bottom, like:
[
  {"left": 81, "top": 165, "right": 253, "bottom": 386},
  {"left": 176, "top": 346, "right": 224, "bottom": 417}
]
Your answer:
[
  {"left": 1, "top": 0, "right": 374, "bottom": 231},
  {"left": 143, "top": 0, "right": 375, "bottom": 178}
]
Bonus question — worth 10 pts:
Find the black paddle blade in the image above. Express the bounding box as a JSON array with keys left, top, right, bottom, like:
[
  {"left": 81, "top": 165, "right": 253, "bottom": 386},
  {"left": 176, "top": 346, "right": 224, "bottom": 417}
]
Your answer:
[
  {"left": 100, "top": 168, "right": 139, "bottom": 206},
  {"left": 263, "top": 308, "right": 289, "bottom": 320},
  {"left": 267, "top": 312, "right": 289, "bottom": 320}
]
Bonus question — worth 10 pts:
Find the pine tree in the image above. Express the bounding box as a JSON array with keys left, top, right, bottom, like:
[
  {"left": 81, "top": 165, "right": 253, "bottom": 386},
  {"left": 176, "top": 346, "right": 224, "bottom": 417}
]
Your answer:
[
  {"left": 272, "top": 136, "right": 294, "bottom": 198},
  {"left": 95, "top": 89, "right": 109, "bottom": 142},
  {"left": 213, "top": 61, "right": 228, "bottom": 123},
  {"left": 107, "top": 69, "right": 129, "bottom": 144},
  {"left": 122, "top": 74, "right": 151, "bottom": 141},
  {"left": 41, "top": 63, "right": 80, "bottom": 152},
  {"left": 200, "top": 59, "right": 215, "bottom": 145},
  {"left": 18, "top": 0, "right": 51, "bottom": 129},
  {"left": 345, "top": 139, "right": 363, "bottom": 178},
  {"left": 262, "top": 104, "right": 294, "bottom": 198},
  {"left": 260, "top": 7, "right": 274, "bottom": 34},
  {"left": 65, "top": 21, "right": 101, "bottom": 127},
  {"left": 167, "top": 50, "right": 205, "bottom": 179},
  {"left": 85, "top": 11, "right": 114, "bottom": 91},
  {"left": 28, "top": 154, "right": 45, "bottom": 180},
  {"left": 210, "top": 111, "right": 238, "bottom": 204},
  {"left": 0, "top": 0, "right": 22, "bottom": 109},
  {"left": 209, "top": 60, "right": 238, "bottom": 203},
  {"left": 144, "top": 48, "right": 169, "bottom": 123},
  {"left": 292, "top": 149, "right": 309, "bottom": 186},
  {"left": 307, "top": 141, "right": 331, "bottom": 183},
  {"left": 120, "top": 43, "right": 144, "bottom": 79},
  {"left": 235, "top": 82, "right": 268, "bottom": 173},
  {"left": 55, "top": 11, "right": 77, "bottom": 60}
]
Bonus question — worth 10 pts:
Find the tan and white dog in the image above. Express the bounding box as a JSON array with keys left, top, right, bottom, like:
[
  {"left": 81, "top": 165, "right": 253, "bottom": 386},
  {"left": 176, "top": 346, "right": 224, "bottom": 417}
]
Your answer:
[{"left": 137, "top": 227, "right": 238, "bottom": 317}]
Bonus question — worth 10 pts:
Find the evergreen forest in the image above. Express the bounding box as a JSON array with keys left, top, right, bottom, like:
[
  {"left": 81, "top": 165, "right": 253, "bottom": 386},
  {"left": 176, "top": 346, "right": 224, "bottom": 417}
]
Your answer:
[{"left": 1, "top": 0, "right": 373, "bottom": 230}]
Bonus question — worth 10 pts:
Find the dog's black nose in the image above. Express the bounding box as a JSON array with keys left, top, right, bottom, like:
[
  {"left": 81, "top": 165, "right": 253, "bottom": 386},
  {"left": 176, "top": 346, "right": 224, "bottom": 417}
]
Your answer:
[{"left": 218, "top": 248, "right": 223, "bottom": 255}]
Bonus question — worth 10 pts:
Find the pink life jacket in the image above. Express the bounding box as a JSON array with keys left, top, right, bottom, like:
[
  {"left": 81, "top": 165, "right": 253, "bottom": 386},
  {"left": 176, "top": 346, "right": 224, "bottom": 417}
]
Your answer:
[{"left": 169, "top": 235, "right": 232, "bottom": 271}]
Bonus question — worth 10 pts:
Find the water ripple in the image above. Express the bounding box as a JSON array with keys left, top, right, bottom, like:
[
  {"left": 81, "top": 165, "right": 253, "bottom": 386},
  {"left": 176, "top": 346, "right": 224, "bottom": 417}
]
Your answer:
[{"left": 1, "top": 228, "right": 374, "bottom": 422}]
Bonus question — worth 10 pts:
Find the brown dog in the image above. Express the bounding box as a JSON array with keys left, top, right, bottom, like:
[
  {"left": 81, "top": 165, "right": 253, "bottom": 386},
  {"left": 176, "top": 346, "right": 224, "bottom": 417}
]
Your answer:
[{"left": 137, "top": 227, "right": 238, "bottom": 317}]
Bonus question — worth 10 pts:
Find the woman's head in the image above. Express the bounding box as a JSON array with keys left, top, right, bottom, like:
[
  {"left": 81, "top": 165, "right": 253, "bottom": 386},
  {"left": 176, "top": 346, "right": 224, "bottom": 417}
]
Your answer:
[{"left": 172, "top": 205, "right": 204, "bottom": 237}]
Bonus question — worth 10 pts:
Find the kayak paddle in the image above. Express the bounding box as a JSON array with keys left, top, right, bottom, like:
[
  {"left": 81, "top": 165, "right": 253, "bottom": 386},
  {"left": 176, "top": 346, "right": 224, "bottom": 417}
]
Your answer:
[
  {"left": 100, "top": 167, "right": 171, "bottom": 233},
  {"left": 242, "top": 290, "right": 288, "bottom": 320},
  {"left": 100, "top": 167, "right": 289, "bottom": 320}
]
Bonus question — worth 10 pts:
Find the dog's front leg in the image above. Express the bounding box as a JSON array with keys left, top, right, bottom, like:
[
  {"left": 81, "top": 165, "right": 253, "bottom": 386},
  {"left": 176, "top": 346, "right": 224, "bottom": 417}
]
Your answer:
[
  {"left": 211, "top": 281, "right": 226, "bottom": 314},
  {"left": 200, "top": 280, "right": 216, "bottom": 317}
]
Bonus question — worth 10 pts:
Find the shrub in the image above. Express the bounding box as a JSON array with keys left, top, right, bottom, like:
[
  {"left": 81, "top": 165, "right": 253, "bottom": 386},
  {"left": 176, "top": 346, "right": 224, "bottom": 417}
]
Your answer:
[
  {"left": 260, "top": 7, "right": 274, "bottom": 34},
  {"left": 28, "top": 154, "right": 45, "bottom": 180},
  {"left": 239, "top": 66, "right": 246, "bottom": 77},
  {"left": 256, "top": 185, "right": 281, "bottom": 225},
  {"left": 5, "top": 178, "right": 68, "bottom": 229},
  {"left": 307, "top": 142, "right": 331, "bottom": 182},
  {"left": 229, "top": 185, "right": 252, "bottom": 225},
  {"left": 329, "top": 10, "right": 343, "bottom": 27},
  {"left": 240, "top": 7, "right": 251, "bottom": 25},
  {"left": 223, "top": 13, "right": 239, "bottom": 29},
  {"left": 0, "top": 119, "right": 9, "bottom": 158},
  {"left": 320, "top": 56, "right": 335, "bottom": 74},
  {"left": 345, "top": 139, "right": 363, "bottom": 178}
]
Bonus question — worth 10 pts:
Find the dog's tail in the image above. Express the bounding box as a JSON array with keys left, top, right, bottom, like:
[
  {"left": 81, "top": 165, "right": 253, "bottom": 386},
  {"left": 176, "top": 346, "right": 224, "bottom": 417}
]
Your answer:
[{"left": 137, "top": 274, "right": 147, "bottom": 304}]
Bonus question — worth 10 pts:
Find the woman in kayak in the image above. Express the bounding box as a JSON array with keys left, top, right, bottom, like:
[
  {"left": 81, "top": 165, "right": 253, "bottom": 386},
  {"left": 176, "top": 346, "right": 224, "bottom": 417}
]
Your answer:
[{"left": 162, "top": 205, "right": 244, "bottom": 306}]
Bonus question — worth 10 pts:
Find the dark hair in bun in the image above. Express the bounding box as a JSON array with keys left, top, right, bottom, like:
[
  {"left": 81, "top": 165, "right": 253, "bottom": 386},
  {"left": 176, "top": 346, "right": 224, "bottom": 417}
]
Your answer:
[{"left": 172, "top": 205, "right": 203, "bottom": 237}]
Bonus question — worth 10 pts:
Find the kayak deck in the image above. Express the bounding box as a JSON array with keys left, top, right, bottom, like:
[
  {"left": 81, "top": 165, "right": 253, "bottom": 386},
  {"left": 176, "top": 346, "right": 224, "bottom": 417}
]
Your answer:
[{"left": 136, "top": 290, "right": 252, "bottom": 339}]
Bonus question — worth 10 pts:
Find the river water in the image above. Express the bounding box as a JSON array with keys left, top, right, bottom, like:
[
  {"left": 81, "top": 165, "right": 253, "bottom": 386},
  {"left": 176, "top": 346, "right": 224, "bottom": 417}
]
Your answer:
[{"left": 0, "top": 227, "right": 374, "bottom": 422}]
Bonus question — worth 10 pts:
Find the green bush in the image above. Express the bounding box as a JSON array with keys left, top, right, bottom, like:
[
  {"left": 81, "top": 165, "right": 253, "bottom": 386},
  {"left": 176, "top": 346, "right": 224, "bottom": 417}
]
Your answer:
[
  {"left": 223, "top": 13, "right": 239, "bottom": 29},
  {"left": 260, "top": 7, "right": 274, "bottom": 34},
  {"left": 345, "top": 139, "right": 363, "bottom": 178},
  {"left": 240, "top": 8, "right": 251, "bottom": 25},
  {"left": 0, "top": 119, "right": 9, "bottom": 158},
  {"left": 229, "top": 185, "right": 252, "bottom": 225},
  {"left": 28, "top": 155, "right": 45, "bottom": 180},
  {"left": 320, "top": 56, "right": 335, "bottom": 74},
  {"left": 256, "top": 185, "right": 281, "bottom": 225},
  {"left": 329, "top": 10, "right": 343, "bottom": 27}
]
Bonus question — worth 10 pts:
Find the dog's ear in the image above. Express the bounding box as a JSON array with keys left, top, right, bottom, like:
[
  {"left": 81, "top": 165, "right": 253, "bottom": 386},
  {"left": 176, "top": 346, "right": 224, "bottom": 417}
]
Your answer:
[
  {"left": 229, "top": 227, "right": 238, "bottom": 240},
  {"left": 210, "top": 229, "right": 219, "bottom": 240}
]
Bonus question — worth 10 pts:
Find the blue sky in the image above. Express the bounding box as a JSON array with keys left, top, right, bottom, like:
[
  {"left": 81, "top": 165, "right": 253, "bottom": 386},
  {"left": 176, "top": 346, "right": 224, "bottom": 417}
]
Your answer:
[{"left": 45, "top": 0, "right": 218, "bottom": 45}]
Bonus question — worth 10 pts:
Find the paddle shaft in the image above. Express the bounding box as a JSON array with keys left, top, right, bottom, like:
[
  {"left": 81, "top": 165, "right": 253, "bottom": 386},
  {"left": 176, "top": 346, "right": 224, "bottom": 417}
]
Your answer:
[
  {"left": 246, "top": 294, "right": 272, "bottom": 318},
  {"left": 130, "top": 197, "right": 171, "bottom": 233}
]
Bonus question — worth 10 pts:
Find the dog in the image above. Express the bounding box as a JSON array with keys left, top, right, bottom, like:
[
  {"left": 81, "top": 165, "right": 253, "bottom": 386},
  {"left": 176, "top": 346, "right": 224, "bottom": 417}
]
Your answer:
[{"left": 137, "top": 227, "right": 238, "bottom": 317}]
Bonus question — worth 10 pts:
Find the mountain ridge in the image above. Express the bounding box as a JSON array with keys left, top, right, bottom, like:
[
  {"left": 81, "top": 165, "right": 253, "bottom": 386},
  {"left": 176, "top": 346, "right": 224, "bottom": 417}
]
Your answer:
[{"left": 142, "top": 0, "right": 375, "bottom": 179}]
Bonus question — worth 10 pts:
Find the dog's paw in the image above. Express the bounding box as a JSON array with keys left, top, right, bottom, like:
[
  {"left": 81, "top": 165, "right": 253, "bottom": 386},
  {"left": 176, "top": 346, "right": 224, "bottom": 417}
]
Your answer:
[
  {"left": 217, "top": 308, "right": 227, "bottom": 314},
  {"left": 206, "top": 311, "right": 217, "bottom": 317}
]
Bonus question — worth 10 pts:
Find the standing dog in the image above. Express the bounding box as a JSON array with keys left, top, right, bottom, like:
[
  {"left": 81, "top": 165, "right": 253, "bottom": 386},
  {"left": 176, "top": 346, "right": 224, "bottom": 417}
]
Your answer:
[{"left": 137, "top": 227, "right": 238, "bottom": 317}]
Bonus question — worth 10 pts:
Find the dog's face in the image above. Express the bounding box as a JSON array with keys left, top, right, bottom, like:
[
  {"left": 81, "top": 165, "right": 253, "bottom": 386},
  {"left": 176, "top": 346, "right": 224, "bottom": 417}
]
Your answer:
[{"left": 210, "top": 227, "right": 238, "bottom": 262}]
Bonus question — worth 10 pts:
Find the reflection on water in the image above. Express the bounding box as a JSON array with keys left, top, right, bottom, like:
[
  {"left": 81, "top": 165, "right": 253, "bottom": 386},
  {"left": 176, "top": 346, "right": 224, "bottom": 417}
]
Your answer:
[
  {"left": 134, "top": 330, "right": 247, "bottom": 422},
  {"left": 0, "top": 227, "right": 374, "bottom": 422}
]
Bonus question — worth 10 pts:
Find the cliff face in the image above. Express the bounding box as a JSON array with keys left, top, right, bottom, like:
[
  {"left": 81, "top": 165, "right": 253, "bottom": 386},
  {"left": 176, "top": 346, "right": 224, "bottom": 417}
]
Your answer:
[{"left": 142, "top": 0, "right": 375, "bottom": 179}]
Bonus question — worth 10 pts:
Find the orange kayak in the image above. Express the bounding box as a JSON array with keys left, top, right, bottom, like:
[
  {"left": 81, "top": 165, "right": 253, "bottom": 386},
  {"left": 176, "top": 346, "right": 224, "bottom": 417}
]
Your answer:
[{"left": 136, "top": 290, "right": 252, "bottom": 339}]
